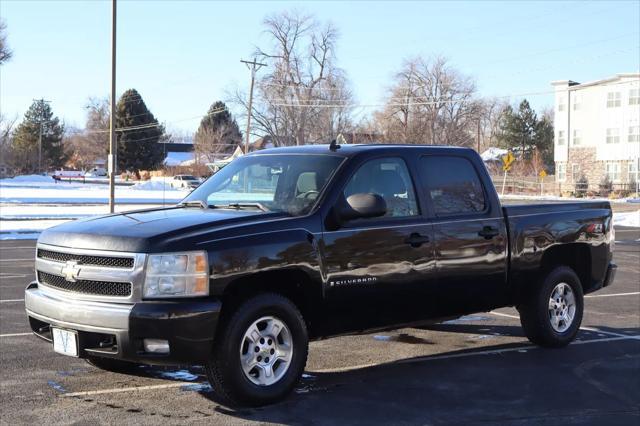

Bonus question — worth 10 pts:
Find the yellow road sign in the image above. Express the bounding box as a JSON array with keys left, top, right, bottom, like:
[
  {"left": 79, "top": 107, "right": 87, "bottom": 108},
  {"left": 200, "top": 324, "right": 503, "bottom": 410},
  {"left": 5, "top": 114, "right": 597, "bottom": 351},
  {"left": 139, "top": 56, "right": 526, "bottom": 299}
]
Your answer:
[
  {"left": 539, "top": 170, "right": 547, "bottom": 178},
  {"left": 502, "top": 151, "right": 515, "bottom": 171}
]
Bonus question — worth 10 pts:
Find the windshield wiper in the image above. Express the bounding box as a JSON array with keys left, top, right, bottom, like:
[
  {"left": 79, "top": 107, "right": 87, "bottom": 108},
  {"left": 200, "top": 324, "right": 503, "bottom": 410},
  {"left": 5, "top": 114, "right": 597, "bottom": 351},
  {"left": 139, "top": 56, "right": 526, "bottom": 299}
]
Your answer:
[
  {"left": 179, "top": 200, "right": 208, "bottom": 208},
  {"left": 211, "top": 202, "right": 269, "bottom": 212}
]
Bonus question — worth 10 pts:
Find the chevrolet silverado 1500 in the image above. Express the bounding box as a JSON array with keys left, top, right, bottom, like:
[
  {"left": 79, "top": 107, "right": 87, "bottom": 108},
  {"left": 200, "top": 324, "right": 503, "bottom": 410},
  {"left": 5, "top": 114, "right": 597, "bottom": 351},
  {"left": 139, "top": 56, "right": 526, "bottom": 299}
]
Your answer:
[{"left": 25, "top": 144, "right": 616, "bottom": 405}]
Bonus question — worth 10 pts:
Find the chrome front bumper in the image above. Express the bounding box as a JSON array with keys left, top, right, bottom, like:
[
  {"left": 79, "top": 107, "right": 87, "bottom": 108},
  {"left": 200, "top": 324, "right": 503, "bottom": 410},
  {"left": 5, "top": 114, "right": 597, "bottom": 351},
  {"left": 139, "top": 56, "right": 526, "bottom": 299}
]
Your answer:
[
  {"left": 25, "top": 281, "right": 222, "bottom": 365},
  {"left": 25, "top": 282, "right": 133, "bottom": 333}
]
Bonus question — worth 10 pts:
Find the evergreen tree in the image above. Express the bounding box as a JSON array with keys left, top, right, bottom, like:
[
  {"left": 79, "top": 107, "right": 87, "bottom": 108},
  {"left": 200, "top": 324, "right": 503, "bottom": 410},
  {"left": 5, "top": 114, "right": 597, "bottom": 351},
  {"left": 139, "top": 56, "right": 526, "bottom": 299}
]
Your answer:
[
  {"left": 194, "top": 101, "right": 242, "bottom": 163},
  {"left": 498, "top": 100, "right": 538, "bottom": 159},
  {"left": 115, "top": 89, "right": 164, "bottom": 178},
  {"left": 534, "top": 113, "right": 554, "bottom": 169},
  {"left": 12, "top": 99, "right": 66, "bottom": 173}
]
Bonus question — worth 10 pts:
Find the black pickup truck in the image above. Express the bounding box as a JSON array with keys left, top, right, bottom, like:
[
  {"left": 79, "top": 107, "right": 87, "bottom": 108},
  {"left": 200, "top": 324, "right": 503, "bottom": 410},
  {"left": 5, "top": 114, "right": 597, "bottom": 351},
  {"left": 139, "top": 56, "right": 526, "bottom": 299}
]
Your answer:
[{"left": 25, "top": 144, "right": 616, "bottom": 405}]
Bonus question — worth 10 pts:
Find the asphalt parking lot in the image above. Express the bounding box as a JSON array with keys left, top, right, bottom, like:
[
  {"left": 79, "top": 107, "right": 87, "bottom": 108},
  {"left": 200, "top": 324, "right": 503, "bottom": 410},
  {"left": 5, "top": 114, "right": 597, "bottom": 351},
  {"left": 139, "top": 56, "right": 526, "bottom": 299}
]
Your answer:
[{"left": 1, "top": 228, "right": 638, "bottom": 425}]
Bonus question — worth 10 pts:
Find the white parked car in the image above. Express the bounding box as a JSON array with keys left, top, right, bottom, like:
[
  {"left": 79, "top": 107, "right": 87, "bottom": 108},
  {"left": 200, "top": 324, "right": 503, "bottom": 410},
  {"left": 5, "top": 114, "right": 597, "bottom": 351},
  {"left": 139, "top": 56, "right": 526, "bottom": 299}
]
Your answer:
[
  {"left": 170, "top": 174, "right": 201, "bottom": 189},
  {"left": 85, "top": 167, "right": 107, "bottom": 177}
]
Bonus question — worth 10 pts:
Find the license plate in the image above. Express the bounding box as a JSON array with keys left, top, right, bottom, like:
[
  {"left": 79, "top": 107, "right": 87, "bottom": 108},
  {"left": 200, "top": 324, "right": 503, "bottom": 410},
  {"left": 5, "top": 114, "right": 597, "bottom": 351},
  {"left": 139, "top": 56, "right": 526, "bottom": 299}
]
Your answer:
[{"left": 52, "top": 328, "right": 78, "bottom": 357}]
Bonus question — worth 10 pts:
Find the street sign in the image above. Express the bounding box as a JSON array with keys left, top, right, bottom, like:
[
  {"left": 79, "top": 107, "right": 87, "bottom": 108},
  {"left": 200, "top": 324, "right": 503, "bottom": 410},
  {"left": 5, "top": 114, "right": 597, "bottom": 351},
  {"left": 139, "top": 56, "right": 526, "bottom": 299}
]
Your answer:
[
  {"left": 502, "top": 152, "right": 515, "bottom": 171},
  {"left": 539, "top": 170, "right": 547, "bottom": 178}
]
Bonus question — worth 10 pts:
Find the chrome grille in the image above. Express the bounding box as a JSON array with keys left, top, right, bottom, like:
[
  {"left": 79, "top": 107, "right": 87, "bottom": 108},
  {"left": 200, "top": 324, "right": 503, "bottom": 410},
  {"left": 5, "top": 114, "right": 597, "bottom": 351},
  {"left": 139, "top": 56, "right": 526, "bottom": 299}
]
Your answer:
[
  {"left": 37, "top": 249, "right": 134, "bottom": 269},
  {"left": 38, "top": 271, "right": 132, "bottom": 297}
]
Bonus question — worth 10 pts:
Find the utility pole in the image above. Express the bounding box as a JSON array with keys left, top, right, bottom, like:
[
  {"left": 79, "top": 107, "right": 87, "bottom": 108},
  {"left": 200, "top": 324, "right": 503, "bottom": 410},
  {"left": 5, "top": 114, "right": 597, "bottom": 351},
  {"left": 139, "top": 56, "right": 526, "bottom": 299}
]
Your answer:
[
  {"left": 33, "top": 98, "right": 51, "bottom": 174},
  {"left": 108, "top": 0, "right": 117, "bottom": 213},
  {"left": 240, "top": 58, "right": 266, "bottom": 154},
  {"left": 477, "top": 119, "right": 481, "bottom": 153}
]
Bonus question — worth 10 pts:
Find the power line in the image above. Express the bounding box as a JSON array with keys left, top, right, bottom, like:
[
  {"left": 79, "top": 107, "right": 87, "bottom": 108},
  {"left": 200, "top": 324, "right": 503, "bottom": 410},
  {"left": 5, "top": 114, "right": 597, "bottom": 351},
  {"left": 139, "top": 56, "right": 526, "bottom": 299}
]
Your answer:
[
  {"left": 83, "top": 107, "right": 229, "bottom": 134},
  {"left": 262, "top": 79, "right": 639, "bottom": 109},
  {"left": 257, "top": 82, "right": 346, "bottom": 92},
  {"left": 483, "top": 32, "right": 640, "bottom": 67}
]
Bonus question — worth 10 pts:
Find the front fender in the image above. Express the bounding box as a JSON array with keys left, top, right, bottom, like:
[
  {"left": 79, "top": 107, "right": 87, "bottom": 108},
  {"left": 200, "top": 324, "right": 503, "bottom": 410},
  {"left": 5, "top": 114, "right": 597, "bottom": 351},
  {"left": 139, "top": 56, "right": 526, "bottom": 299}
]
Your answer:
[{"left": 202, "top": 229, "right": 323, "bottom": 296}]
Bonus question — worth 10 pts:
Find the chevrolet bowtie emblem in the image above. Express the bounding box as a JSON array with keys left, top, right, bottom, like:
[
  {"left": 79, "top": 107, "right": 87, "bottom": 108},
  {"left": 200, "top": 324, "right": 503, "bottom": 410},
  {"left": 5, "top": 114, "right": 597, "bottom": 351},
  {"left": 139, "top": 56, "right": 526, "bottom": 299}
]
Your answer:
[{"left": 61, "top": 260, "right": 81, "bottom": 282}]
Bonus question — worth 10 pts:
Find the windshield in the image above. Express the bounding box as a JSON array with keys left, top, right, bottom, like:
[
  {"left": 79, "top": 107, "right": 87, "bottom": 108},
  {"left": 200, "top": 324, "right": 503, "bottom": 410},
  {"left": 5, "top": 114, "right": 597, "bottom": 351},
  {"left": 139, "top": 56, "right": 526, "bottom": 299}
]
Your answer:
[{"left": 183, "top": 154, "right": 344, "bottom": 216}]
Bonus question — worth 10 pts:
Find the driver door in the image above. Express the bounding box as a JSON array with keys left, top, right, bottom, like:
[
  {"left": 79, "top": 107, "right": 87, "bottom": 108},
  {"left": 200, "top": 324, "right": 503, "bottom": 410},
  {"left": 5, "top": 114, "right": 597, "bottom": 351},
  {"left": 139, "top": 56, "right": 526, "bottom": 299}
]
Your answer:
[{"left": 321, "top": 156, "right": 436, "bottom": 332}]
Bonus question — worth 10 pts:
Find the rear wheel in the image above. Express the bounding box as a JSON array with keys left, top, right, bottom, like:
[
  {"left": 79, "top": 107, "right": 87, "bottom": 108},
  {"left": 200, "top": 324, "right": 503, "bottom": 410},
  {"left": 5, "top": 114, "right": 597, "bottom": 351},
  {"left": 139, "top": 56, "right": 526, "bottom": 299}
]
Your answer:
[
  {"left": 518, "top": 266, "right": 584, "bottom": 348},
  {"left": 206, "top": 293, "right": 308, "bottom": 406}
]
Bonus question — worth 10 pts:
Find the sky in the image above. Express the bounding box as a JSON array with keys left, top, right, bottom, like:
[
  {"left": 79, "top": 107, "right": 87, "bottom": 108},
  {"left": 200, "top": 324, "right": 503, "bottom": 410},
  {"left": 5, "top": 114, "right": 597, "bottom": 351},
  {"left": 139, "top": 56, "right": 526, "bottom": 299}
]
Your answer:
[{"left": 1, "top": 0, "right": 639, "bottom": 136}]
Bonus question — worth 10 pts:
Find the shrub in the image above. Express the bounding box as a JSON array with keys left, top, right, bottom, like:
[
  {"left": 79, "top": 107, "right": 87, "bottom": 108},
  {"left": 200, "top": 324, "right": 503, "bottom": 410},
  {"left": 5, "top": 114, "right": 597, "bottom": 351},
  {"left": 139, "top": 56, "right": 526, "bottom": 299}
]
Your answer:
[
  {"left": 599, "top": 175, "right": 613, "bottom": 197},
  {"left": 574, "top": 175, "right": 588, "bottom": 198}
]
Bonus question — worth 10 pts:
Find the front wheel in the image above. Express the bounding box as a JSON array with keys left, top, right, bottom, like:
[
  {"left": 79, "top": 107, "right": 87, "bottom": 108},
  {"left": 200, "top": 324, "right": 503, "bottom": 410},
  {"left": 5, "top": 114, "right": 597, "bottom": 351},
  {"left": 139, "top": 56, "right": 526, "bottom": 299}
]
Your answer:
[
  {"left": 206, "top": 293, "right": 308, "bottom": 406},
  {"left": 518, "top": 266, "right": 584, "bottom": 348}
]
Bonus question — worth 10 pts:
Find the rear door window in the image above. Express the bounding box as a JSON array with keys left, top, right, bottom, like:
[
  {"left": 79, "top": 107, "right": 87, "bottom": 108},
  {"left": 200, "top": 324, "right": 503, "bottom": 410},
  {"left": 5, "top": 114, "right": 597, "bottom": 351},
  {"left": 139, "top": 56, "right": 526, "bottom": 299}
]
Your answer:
[{"left": 419, "top": 156, "right": 486, "bottom": 216}]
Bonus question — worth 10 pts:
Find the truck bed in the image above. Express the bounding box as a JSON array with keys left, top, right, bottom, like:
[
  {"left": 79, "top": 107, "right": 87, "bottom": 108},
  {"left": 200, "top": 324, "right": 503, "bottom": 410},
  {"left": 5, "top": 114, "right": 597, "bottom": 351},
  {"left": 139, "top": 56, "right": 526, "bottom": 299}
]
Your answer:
[{"left": 502, "top": 200, "right": 614, "bottom": 300}]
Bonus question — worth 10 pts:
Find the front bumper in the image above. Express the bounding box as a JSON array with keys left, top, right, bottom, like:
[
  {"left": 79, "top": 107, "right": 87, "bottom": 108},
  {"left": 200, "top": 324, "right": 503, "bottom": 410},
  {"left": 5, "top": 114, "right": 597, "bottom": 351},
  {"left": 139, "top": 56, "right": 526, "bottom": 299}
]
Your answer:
[{"left": 25, "top": 282, "right": 221, "bottom": 365}]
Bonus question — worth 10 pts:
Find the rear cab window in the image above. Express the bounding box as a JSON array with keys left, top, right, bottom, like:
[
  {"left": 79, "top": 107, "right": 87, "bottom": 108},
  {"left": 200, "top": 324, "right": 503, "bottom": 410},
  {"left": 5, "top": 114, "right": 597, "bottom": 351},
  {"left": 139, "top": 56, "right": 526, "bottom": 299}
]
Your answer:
[{"left": 419, "top": 156, "right": 486, "bottom": 217}]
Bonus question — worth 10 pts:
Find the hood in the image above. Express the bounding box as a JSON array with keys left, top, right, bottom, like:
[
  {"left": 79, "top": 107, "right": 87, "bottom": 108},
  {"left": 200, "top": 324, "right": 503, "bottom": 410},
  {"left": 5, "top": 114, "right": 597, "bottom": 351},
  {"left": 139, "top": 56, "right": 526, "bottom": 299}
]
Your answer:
[{"left": 38, "top": 206, "right": 287, "bottom": 252}]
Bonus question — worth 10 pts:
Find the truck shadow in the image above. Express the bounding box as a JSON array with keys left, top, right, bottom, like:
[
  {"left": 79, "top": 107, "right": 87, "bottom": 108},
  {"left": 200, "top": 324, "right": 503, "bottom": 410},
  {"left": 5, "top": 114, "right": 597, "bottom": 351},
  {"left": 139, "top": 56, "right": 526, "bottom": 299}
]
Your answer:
[{"left": 196, "top": 325, "right": 640, "bottom": 424}]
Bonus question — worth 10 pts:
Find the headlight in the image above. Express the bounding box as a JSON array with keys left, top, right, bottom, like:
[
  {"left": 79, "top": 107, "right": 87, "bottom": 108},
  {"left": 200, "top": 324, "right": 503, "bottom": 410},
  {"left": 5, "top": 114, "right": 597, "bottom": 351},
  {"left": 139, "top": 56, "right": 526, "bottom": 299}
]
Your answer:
[{"left": 144, "top": 251, "right": 208, "bottom": 298}]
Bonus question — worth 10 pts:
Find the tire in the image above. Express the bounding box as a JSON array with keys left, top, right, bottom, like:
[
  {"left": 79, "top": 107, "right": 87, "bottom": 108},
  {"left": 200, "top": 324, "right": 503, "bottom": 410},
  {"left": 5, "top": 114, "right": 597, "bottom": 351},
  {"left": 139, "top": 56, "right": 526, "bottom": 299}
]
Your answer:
[
  {"left": 518, "top": 266, "right": 584, "bottom": 348},
  {"left": 206, "top": 293, "right": 308, "bottom": 406},
  {"left": 85, "top": 356, "right": 140, "bottom": 373}
]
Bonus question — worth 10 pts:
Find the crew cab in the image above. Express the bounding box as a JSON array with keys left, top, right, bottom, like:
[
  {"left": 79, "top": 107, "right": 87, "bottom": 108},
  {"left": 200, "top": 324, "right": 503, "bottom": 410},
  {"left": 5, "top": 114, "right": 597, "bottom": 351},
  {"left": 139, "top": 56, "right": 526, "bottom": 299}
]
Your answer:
[{"left": 25, "top": 144, "right": 616, "bottom": 406}]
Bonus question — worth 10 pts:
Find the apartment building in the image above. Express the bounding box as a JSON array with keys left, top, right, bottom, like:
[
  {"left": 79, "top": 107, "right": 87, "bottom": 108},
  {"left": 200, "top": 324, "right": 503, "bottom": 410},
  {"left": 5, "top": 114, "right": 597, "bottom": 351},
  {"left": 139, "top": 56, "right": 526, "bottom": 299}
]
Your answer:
[{"left": 552, "top": 73, "right": 639, "bottom": 190}]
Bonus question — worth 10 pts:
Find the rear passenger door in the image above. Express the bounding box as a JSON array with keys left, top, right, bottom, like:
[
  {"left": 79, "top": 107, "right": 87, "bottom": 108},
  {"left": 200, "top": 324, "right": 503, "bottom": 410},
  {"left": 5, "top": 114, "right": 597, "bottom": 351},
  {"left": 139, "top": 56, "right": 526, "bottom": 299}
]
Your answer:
[{"left": 417, "top": 154, "right": 509, "bottom": 316}]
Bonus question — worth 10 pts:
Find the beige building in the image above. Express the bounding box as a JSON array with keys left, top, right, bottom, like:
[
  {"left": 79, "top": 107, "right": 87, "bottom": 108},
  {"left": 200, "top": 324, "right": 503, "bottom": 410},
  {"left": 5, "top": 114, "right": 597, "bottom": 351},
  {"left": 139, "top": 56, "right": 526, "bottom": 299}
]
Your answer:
[{"left": 552, "top": 73, "right": 639, "bottom": 191}]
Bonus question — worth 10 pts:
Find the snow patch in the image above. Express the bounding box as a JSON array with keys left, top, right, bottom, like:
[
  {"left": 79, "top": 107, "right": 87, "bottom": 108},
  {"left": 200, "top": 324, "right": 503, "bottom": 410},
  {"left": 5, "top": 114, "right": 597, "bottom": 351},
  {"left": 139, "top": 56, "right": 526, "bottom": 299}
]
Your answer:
[
  {"left": 0, "top": 219, "right": 72, "bottom": 232},
  {"left": 1, "top": 174, "right": 54, "bottom": 183},
  {"left": 613, "top": 210, "right": 640, "bottom": 227},
  {"left": 131, "top": 180, "right": 180, "bottom": 191},
  {"left": 0, "top": 232, "right": 42, "bottom": 240},
  {"left": 501, "top": 194, "right": 636, "bottom": 205}
]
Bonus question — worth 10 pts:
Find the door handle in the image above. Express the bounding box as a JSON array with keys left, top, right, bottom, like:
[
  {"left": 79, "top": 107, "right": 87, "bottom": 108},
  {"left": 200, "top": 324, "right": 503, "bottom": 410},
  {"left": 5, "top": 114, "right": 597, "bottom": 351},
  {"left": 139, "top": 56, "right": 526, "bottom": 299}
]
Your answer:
[
  {"left": 478, "top": 226, "right": 499, "bottom": 239},
  {"left": 404, "top": 233, "right": 430, "bottom": 247}
]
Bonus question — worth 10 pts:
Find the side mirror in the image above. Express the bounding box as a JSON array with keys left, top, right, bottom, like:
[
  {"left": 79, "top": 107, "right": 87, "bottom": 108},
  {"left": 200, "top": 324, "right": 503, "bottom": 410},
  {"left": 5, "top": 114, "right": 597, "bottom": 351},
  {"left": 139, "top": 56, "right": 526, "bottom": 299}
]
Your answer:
[{"left": 339, "top": 193, "right": 387, "bottom": 221}]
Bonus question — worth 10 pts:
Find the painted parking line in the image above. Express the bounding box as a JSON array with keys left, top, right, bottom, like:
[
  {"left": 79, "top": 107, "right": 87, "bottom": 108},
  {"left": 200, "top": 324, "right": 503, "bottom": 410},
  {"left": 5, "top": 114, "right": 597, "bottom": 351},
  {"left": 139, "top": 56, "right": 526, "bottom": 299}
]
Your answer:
[
  {"left": 0, "top": 299, "right": 24, "bottom": 303},
  {"left": 0, "top": 247, "right": 35, "bottom": 250},
  {"left": 399, "top": 336, "right": 635, "bottom": 364},
  {"left": 490, "top": 311, "right": 640, "bottom": 340},
  {"left": 585, "top": 292, "right": 640, "bottom": 298},
  {"left": 579, "top": 326, "right": 640, "bottom": 340},
  {"left": 0, "top": 332, "right": 32, "bottom": 337},
  {"left": 312, "top": 335, "right": 639, "bottom": 374},
  {"left": 62, "top": 336, "right": 637, "bottom": 397},
  {"left": 489, "top": 311, "right": 520, "bottom": 320},
  {"left": 60, "top": 382, "right": 198, "bottom": 398}
]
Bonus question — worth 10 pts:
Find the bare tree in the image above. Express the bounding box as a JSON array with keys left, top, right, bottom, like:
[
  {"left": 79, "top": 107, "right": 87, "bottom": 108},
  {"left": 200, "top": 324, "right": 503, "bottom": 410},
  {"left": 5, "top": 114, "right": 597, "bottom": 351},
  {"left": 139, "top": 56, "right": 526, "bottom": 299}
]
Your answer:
[
  {"left": 235, "top": 11, "right": 354, "bottom": 146},
  {"left": 194, "top": 101, "right": 241, "bottom": 163},
  {"left": 195, "top": 125, "right": 239, "bottom": 164},
  {"left": 0, "top": 114, "right": 18, "bottom": 169},
  {"left": 477, "top": 98, "right": 509, "bottom": 151},
  {"left": 374, "top": 56, "right": 482, "bottom": 146},
  {"left": 0, "top": 20, "right": 12, "bottom": 65},
  {"left": 64, "top": 98, "right": 109, "bottom": 169}
]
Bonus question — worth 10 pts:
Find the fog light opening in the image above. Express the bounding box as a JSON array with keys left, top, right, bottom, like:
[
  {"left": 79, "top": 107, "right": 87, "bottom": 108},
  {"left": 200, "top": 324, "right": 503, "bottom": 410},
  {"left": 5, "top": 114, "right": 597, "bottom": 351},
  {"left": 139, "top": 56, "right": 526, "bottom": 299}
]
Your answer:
[{"left": 143, "top": 339, "right": 170, "bottom": 354}]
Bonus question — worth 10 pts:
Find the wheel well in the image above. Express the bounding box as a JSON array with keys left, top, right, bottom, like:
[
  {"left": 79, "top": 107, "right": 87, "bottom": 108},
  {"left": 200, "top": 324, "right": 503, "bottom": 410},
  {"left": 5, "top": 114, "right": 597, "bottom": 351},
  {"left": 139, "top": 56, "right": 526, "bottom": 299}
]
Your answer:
[
  {"left": 220, "top": 270, "right": 323, "bottom": 338},
  {"left": 539, "top": 243, "right": 592, "bottom": 291}
]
